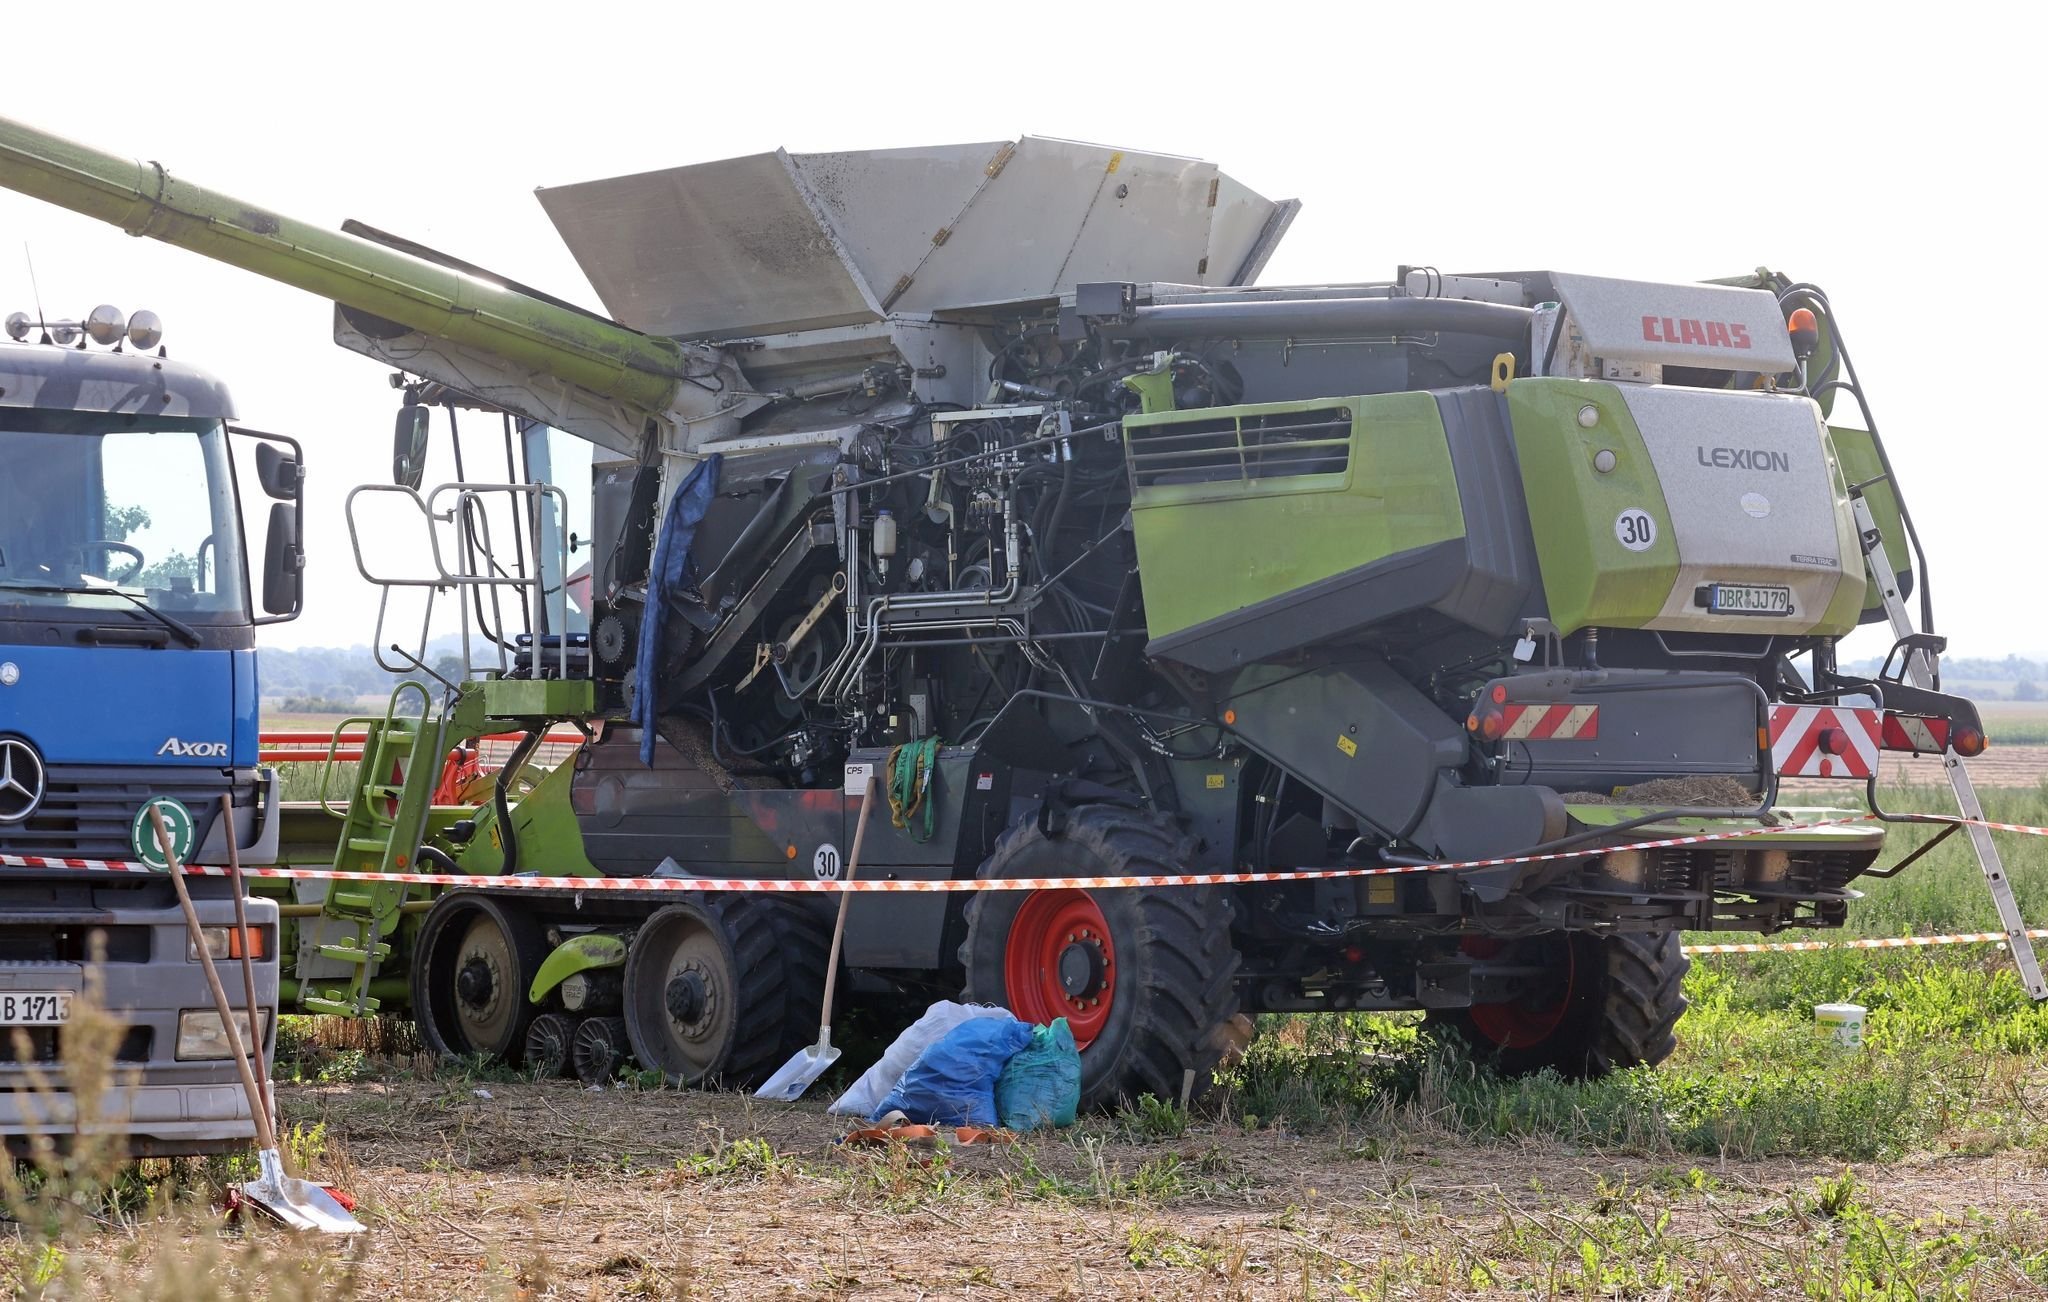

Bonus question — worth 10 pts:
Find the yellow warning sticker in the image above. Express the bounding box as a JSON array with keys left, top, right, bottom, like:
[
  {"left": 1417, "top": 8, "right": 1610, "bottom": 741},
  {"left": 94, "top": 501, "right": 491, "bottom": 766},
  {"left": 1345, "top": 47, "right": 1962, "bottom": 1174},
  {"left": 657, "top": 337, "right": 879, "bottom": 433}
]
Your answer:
[
  {"left": 1205, "top": 773, "right": 1227, "bottom": 789},
  {"left": 1337, "top": 735, "right": 1358, "bottom": 757},
  {"left": 1367, "top": 877, "right": 1397, "bottom": 905}
]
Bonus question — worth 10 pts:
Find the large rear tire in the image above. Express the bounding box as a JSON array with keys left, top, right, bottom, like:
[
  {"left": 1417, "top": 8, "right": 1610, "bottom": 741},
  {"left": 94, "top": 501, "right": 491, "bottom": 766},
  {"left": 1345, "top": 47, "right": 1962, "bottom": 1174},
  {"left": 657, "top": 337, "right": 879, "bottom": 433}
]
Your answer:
[
  {"left": 1431, "top": 931, "right": 1688, "bottom": 1078},
  {"left": 960, "top": 805, "right": 1240, "bottom": 1111},
  {"left": 412, "top": 893, "right": 549, "bottom": 1064},
  {"left": 620, "top": 896, "right": 789, "bottom": 1087}
]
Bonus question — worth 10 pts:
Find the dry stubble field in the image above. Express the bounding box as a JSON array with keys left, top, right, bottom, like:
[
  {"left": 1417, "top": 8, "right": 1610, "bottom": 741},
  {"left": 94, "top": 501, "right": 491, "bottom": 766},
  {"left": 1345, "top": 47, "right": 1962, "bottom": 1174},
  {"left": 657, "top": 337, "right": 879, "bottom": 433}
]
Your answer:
[
  {"left": 7, "top": 753, "right": 2046, "bottom": 1297},
  {"left": 25, "top": 1072, "right": 2048, "bottom": 1299}
]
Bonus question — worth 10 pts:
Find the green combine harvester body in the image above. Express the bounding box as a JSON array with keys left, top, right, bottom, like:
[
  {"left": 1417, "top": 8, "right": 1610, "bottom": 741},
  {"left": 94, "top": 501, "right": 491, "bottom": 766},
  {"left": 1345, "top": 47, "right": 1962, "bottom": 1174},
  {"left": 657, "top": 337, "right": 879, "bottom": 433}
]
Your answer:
[{"left": 0, "top": 117, "right": 1989, "bottom": 1101}]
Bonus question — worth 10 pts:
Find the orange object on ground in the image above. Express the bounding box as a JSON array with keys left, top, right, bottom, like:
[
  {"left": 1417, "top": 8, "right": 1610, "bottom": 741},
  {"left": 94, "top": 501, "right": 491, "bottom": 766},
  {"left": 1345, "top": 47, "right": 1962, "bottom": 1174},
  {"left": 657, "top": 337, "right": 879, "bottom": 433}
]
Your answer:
[
  {"left": 953, "top": 1126, "right": 1016, "bottom": 1146},
  {"left": 842, "top": 1122, "right": 939, "bottom": 1148}
]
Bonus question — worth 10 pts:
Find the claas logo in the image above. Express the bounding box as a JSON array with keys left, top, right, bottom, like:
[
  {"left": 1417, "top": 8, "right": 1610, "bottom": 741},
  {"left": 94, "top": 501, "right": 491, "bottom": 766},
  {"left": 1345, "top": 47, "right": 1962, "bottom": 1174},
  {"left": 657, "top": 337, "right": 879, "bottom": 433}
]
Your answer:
[{"left": 1641, "top": 316, "right": 1753, "bottom": 349}]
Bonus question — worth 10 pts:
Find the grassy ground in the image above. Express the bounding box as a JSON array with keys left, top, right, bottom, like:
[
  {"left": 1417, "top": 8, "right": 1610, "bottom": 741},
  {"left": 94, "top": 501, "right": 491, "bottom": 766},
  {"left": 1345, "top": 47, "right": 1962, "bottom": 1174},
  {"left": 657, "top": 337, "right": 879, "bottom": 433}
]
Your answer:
[
  {"left": 274, "top": 761, "right": 355, "bottom": 804},
  {"left": 7, "top": 785, "right": 2044, "bottom": 1296}
]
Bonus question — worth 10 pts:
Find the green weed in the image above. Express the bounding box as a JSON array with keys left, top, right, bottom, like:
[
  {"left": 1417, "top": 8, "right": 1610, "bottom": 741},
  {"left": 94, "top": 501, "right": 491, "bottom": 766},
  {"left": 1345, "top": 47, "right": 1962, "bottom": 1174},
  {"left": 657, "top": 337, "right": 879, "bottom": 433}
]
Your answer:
[
  {"left": 1115, "top": 1093, "right": 1192, "bottom": 1140},
  {"left": 676, "top": 1135, "right": 789, "bottom": 1181}
]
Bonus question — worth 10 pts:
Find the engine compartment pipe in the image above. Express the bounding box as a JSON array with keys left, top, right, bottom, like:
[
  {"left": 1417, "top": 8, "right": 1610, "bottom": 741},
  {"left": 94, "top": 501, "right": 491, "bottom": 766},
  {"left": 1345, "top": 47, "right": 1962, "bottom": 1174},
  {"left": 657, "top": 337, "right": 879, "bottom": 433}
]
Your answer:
[
  {"left": 1104, "top": 296, "right": 1534, "bottom": 341},
  {"left": 0, "top": 114, "right": 693, "bottom": 412}
]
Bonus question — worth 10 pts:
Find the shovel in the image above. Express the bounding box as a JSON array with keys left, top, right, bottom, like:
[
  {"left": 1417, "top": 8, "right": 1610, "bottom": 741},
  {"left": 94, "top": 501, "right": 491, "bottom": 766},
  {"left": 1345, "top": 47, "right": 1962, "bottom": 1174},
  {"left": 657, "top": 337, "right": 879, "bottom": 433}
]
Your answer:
[
  {"left": 756, "top": 773, "right": 877, "bottom": 1101},
  {"left": 153, "top": 805, "right": 364, "bottom": 1234}
]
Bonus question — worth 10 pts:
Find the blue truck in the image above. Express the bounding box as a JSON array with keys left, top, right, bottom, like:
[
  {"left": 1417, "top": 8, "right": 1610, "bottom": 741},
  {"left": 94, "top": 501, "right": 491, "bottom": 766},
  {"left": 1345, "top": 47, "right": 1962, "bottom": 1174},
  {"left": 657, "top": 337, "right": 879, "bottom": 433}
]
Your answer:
[{"left": 0, "top": 303, "right": 299, "bottom": 1154}]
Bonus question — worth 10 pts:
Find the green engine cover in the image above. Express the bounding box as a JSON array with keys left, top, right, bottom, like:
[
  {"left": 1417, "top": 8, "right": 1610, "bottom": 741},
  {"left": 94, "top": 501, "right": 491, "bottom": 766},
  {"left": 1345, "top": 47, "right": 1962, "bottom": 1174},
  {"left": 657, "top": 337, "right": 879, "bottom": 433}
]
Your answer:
[
  {"left": 1124, "top": 393, "right": 1465, "bottom": 639},
  {"left": 1505, "top": 380, "right": 1680, "bottom": 636}
]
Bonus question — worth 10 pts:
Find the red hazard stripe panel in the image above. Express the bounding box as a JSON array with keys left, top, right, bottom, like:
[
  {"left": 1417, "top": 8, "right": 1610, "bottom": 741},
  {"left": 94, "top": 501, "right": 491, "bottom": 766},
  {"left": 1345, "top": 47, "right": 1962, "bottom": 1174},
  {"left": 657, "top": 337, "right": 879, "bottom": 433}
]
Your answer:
[
  {"left": 1500, "top": 703, "right": 1599, "bottom": 741},
  {"left": 1880, "top": 713, "right": 1951, "bottom": 753},
  {"left": 1769, "top": 705, "right": 1882, "bottom": 778}
]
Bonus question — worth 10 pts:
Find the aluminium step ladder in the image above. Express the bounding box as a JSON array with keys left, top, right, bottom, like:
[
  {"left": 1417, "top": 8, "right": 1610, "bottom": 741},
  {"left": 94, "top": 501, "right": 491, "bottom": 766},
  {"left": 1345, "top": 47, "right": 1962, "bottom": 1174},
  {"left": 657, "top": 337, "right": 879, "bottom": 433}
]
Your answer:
[{"left": 1851, "top": 491, "right": 2046, "bottom": 1000}]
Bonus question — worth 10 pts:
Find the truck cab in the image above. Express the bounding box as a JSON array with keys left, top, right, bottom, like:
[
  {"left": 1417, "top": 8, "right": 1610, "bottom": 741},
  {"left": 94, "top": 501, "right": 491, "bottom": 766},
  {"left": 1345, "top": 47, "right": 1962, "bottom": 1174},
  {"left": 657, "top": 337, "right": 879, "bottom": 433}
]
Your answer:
[{"left": 0, "top": 305, "right": 299, "bottom": 1154}]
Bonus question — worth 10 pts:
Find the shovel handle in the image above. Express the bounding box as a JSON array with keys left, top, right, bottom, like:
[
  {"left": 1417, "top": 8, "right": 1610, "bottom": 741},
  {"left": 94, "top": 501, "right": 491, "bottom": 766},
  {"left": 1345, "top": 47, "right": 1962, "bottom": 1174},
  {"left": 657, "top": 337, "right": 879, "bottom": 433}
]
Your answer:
[
  {"left": 153, "top": 806, "right": 278, "bottom": 1154},
  {"left": 220, "top": 796, "right": 274, "bottom": 1135},
  {"left": 817, "top": 775, "right": 876, "bottom": 1037}
]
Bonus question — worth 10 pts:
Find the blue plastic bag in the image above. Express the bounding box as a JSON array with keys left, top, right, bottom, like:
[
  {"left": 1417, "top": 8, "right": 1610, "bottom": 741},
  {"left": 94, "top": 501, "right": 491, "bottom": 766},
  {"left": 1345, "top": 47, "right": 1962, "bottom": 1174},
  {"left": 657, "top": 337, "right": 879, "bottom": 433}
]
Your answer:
[
  {"left": 996, "top": 1018, "right": 1082, "bottom": 1132},
  {"left": 874, "top": 1012, "right": 1031, "bottom": 1127}
]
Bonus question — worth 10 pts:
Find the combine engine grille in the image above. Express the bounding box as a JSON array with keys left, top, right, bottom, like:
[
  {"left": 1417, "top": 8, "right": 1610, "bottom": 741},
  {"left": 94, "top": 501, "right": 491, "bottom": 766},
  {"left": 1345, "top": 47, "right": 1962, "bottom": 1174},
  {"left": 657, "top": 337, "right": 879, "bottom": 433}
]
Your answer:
[{"left": 1125, "top": 406, "right": 1353, "bottom": 487}]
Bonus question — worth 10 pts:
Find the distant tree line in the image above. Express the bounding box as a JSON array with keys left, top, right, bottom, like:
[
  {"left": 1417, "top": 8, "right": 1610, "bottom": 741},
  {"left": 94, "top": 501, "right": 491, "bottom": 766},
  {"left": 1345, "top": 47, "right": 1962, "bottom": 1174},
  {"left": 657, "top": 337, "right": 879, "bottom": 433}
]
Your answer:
[
  {"left": 259, "top": 644, "right": 467, "bottom": 704},
  {"left": 1843, "top": 654, "right": 2045, "bottom": 702}
]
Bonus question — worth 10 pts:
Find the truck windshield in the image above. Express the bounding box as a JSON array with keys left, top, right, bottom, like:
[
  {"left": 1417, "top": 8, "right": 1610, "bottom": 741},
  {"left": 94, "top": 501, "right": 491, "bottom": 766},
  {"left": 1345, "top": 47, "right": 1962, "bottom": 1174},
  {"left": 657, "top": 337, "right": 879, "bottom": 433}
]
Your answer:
[{"left": 0, "top": 412, "right": 248, "bottom": 621}]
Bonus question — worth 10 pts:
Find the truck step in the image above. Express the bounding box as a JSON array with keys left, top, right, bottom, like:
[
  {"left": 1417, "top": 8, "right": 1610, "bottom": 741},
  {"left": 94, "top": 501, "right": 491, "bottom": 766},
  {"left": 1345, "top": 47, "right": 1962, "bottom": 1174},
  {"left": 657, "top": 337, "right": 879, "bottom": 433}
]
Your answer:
[
  {"left": 345, "top": 836, "right": 393, "bottom": 854},
  {"left": 325, "top": 890, "right": 379, "bottom": 913},
  {"left": 302, "top": 993, "right": 383, "bottom": 1016},
  {"left": 316, "top": 941, "right": 393, "bottom": 965}
]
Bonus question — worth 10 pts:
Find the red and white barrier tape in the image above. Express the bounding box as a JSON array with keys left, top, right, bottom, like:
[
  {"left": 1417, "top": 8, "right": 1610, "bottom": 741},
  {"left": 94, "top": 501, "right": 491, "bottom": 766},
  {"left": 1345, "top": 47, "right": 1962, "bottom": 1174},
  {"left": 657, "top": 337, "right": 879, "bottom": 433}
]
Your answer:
[
  {"left": 1685, "top": 929, "right": 2048, "bottom": 955},
  {"left": 0, "top": 811, "right": 2037, "bottom": 896},
  {"left": 0, "top": 816, "right": 1888, "bottom": 893}
]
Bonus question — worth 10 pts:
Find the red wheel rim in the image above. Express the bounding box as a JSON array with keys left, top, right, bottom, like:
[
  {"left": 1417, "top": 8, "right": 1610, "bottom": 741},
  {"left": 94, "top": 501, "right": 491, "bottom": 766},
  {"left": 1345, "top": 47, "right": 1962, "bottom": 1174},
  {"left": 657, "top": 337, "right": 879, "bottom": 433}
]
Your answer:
[
  {"left": 1466, "top": 936, "right": 1576, "bottom": 1049},
  {"left": 1003, "top": 889, "right": 1115, "bottom": 1047}
]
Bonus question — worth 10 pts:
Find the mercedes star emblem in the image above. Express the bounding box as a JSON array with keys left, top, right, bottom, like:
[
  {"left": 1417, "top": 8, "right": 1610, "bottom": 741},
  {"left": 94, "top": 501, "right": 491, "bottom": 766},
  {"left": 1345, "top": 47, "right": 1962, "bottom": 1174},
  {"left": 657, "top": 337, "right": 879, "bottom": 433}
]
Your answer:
[{"left": 0, "top": 737, "right": 45, "bottom": 824}]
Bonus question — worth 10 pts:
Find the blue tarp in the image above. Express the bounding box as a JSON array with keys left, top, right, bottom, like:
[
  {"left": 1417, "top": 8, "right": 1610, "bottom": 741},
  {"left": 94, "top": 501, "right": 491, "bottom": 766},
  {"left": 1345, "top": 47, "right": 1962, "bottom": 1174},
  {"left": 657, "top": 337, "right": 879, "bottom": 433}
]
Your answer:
[{"left": 633, "top": 454, "right": 722, "bottom": 766}]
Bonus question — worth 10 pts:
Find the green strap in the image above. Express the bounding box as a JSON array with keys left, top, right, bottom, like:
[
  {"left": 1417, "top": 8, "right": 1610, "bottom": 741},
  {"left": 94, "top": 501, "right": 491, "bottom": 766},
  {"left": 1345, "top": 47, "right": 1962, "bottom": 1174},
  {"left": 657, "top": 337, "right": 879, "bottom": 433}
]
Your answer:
[{"left": 886, "top": 737, "right": 942, "bottom": 843}]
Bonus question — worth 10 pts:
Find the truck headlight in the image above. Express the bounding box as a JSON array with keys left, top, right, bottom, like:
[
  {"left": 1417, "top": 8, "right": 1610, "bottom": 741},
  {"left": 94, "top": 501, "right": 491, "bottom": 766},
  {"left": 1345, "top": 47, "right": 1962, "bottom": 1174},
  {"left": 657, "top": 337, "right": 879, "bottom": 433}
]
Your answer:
[
  {"left": 187, "top": 926, "right": 268, "bottom": 961},
  {"left": 175, "top": 1009, "right": 271, "bottom": 1060}
]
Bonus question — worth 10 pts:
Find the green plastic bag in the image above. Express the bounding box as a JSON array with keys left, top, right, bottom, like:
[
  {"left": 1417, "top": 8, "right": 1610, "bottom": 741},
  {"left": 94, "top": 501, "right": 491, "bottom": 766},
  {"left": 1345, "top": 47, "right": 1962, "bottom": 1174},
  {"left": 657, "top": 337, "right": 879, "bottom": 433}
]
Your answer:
[{"left": 995, "top": 1018, "right": 1081, "bottom": 1131}]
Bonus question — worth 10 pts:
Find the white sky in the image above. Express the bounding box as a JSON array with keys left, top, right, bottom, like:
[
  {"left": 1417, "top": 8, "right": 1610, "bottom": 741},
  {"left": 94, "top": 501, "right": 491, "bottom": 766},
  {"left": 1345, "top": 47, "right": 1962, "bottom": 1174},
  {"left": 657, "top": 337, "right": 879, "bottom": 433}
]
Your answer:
[{"left": 2, "top": 3, "right": 2039, "bottom": 659}]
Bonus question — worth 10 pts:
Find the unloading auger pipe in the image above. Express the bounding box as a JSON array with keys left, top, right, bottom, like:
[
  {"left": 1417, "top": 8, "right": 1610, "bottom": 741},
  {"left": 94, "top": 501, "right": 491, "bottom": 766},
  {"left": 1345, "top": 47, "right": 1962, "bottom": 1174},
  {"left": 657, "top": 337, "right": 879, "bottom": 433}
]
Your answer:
[
  {"left": 1103, "top": 296, "right": 1534, "bottom": 341},
  {"left": 0, "top": 114, "right": 702, "bottom": 416}
]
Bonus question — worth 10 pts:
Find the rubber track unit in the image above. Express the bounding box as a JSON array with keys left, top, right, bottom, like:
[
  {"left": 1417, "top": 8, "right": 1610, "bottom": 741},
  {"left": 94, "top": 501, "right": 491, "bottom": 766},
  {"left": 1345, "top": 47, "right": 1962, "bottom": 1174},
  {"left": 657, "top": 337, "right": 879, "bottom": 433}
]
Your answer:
[
  {"left": 571, "top": 1015, "right": 631, "bottom": 1085},
  {"left": 411, "top": 891, "right": 549, "bottom": 1065},
  {"left": 630, "top": 892, "right": 794, "bottom": 1088},
  {"left": 717, "top": 894, "right": 801, "bottom": 1085},
  {"left": 960, "top": 804, "right": 1241, "bottom": 1111},
  {"left": 766, "top": 900, "right": 834, "bottom": 1060},
  {"left": 523, "top": 1011, "right": 577, "bottom": 1079}
]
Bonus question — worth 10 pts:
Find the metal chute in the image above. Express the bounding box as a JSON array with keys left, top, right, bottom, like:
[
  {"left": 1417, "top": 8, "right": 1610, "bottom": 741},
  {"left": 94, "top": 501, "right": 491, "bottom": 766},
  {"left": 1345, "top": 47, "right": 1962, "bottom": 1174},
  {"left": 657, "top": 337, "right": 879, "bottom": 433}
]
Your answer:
[{"left": 536, "top": 137, "right": 1298, "bottom": 339}]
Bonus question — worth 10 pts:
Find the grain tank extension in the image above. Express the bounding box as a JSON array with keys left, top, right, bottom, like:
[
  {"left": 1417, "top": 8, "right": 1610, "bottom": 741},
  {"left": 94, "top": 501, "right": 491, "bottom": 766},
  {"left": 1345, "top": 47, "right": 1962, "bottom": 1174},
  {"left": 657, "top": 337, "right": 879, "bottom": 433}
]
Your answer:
[{"left": 0, "top": 119, "right": 1988, "bottom": 1103}]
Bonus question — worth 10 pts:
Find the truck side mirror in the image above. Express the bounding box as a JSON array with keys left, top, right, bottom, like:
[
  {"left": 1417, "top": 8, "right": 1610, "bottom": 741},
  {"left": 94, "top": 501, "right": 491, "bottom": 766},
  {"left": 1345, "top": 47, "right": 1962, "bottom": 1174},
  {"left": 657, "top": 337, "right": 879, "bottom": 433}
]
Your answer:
[
  {"left": 393, "top": 405, "right": 430, "bottom": 489},
  {"left": 262, "top": 501, "right": 303, "bottom": 616},
  {"left": 254, "top": 441, "right": 302, "bottom": 501}
]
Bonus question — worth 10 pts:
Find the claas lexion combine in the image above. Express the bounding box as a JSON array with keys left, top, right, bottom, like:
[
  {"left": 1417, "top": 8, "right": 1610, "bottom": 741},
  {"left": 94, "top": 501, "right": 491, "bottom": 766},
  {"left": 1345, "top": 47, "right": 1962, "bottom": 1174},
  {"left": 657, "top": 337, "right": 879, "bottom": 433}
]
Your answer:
[{"left": 0, "top": 120, "right": 1993, "bottom": 1104}]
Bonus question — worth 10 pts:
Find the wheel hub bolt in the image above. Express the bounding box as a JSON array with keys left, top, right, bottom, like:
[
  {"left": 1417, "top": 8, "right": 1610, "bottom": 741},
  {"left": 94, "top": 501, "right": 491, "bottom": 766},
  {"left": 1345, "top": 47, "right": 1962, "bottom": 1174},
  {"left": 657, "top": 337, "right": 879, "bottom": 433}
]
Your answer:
[
  {"left": 666, "top": 971, "right": 708, "bottom": 1024},
  {"left": 455, "top": 958, "right": 494, "bottom": 1009},
  {"left": 1057, "top": 938, "right": 1104, "bottom": 997}
]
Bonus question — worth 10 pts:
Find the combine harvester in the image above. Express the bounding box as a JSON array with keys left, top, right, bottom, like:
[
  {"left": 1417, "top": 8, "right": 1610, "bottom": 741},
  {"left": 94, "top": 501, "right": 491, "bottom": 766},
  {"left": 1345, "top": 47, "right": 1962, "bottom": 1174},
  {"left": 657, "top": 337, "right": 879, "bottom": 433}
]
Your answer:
[{"left": 1, "top": 118, "right": 2026, "bottom": 1108}]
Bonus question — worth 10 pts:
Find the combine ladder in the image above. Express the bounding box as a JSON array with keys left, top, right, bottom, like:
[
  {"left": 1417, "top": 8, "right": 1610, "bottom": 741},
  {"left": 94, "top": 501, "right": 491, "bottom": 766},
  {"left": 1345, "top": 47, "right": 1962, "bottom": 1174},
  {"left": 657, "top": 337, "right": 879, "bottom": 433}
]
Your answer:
[
  {"left": 305, "top": 682, "right": 449, "bottom": 1016},
  {"left": 1852, "top": 492, "right": 2047, "bottom": 1000}
]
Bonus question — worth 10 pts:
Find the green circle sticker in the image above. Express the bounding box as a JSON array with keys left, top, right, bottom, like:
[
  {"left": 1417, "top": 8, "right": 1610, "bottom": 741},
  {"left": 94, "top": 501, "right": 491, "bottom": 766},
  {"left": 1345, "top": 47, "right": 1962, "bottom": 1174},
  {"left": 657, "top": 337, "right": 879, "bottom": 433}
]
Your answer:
[{"left": 131, "top": 798, "right": 196, "bottom": 869}]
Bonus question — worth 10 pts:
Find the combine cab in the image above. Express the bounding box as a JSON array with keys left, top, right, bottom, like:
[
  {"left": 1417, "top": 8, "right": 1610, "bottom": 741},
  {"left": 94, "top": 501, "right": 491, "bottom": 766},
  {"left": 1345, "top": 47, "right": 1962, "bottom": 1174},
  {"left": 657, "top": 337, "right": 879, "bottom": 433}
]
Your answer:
[{"left": 0, "top": 121, "right": 1994, "bottom": 1104}]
